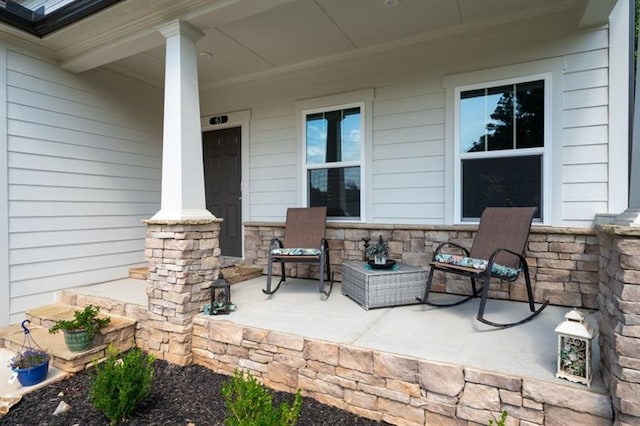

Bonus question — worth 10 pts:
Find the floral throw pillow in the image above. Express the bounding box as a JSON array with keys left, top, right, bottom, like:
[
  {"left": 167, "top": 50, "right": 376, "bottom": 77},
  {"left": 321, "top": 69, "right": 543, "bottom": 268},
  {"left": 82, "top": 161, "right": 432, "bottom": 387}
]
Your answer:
[
  {"left": 271, "top": 248, "right": 321, "bottom": 256},
  {"left": 434, "top": 254, "right": 519, "bottom": 279}
]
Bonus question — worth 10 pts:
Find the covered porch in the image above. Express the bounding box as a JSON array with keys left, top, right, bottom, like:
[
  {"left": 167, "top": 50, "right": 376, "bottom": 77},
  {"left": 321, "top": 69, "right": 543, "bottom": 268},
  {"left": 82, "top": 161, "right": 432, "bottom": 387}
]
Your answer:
[{"left": 66, "top": 274, "right": 612, "bottom": 425}]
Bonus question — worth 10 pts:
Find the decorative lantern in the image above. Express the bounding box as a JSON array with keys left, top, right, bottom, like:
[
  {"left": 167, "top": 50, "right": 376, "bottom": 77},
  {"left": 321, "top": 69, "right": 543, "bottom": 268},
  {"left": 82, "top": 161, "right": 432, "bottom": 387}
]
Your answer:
[
  {"left": 208, "top": 273, "right": 233, "bottom": 315},
  {"left": 554, "top": 309, "right": 596, "bottom": 386}
]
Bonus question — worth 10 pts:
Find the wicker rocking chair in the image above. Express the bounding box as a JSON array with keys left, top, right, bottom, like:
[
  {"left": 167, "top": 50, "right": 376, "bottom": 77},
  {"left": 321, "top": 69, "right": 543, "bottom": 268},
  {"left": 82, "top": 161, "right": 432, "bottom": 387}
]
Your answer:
[
  {"left": 418, "top": 207, "right": 549, "bottom": 328},
  {"left": 264, "top": 207, "right": 333, "bottom": 297}
]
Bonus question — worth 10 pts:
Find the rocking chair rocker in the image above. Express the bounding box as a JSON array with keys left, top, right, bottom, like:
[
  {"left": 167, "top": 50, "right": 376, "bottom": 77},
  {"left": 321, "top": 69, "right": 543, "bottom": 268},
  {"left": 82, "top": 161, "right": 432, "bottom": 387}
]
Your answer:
[
  {"left": 418, "top": 207, "right": 549, "bottom": 328},
  {"left": 264, "top": 207, "right": 332, "bottom": 297}
]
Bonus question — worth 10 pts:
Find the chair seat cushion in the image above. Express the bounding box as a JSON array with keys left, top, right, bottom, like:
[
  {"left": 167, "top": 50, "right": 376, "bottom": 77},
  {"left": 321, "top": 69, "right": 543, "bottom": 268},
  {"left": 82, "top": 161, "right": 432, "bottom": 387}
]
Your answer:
[
  {"left": 434, "top": 254, "right": 519, "bottom": 279},
  {"left": 271, "top": 248, "right": 321, "bottom": 256}
]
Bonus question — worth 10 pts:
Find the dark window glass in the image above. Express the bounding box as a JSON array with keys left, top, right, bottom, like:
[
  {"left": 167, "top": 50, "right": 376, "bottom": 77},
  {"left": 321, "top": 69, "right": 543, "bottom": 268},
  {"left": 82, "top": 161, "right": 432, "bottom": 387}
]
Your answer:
[
  {"left": 486, "top": 85, "right": 514, "bottom": 151},
  {"left": 462, "top": 155, "right": 542, "bottom": 220},
  {"left": 515, "top": 80, "right": 545, "bottom": 149},
  {"left": 308, "top": 167, "right": 360, "bottom": 218}
]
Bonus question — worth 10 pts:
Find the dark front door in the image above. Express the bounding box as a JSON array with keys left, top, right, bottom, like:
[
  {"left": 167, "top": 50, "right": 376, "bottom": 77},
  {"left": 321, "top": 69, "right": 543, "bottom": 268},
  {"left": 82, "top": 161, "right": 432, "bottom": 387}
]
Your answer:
[{"left": 202, "top": 127, "right": 242, "bottom": 257}]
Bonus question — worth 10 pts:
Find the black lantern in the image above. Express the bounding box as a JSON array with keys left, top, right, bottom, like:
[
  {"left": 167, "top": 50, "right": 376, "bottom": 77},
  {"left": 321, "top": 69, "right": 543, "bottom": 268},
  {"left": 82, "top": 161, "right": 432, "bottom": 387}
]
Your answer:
[{"left": 209, "top": 273, "right": 232, "bottom": 315}]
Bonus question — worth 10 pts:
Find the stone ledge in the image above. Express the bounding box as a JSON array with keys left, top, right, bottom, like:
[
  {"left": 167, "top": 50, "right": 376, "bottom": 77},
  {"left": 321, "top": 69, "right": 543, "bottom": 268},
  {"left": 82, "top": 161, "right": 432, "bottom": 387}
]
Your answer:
[
  {"left": 598, "top": 224, "right": 640, "bottom": 237},
  {"left": 192, "top": 319, "right": 614, "bottom": 425},
  {"left": 144, "top": 218, "right": 223, "bottom": 225},
  {"left": 244, "top": 221, "right": 596, "bottom": 235}
]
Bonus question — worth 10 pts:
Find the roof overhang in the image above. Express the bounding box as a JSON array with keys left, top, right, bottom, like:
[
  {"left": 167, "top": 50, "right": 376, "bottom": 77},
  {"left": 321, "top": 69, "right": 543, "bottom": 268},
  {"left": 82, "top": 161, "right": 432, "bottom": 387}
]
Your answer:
[
  {"left": 0, "top": 0, "right": 623, "bottom": 90},
  {"left": 0, "top": 0, "right": 122, "bottom": 37},
  {"left": 577, "top": 0, "right": 618, "bottom": 28}
]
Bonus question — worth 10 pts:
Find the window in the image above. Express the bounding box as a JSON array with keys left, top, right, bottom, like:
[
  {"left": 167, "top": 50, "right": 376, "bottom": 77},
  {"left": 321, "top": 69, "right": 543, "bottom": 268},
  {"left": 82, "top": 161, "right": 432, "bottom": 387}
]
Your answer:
[
  {"left": 458, "top": 78, "right": 545, "bottom": 221},
  {"left": 304, "top": 105, "right": 362, "bottom": 219}
]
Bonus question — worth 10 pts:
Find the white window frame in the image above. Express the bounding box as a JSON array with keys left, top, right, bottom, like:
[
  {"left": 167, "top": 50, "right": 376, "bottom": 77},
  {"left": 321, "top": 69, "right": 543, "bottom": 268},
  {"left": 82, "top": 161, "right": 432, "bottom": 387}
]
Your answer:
[
  {"left": 444, "top": 59, "right": 562, "bottom": 225},
  {"left": 454, "top": 74, "right": 550, "bottom": 222},
  {"left": 296, "top": 89, "right": 373, "bottom": 222}
]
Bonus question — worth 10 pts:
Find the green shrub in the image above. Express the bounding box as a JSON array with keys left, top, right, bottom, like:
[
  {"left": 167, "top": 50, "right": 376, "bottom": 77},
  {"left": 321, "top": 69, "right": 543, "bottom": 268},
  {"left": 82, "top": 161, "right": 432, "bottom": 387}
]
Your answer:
[
  {"left": 89, "top": 346, "right": 154, "bottom": 425},
  {"left": 222, "top": 369, "right": 302, "bottom": 426},
  {"left": 488, "top": 410, "right": 509, "bottom": 426}
]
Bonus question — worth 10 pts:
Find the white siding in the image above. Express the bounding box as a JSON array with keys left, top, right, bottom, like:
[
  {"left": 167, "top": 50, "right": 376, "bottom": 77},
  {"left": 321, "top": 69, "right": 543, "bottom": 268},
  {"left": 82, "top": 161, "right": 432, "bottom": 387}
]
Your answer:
[
  {"left": 372, "top": 81, "right": 446, "bottom": 224},
  {"left": 5, "top": 49, "right": 162, "bottom": 323},
  {"left": 561, "top": 32, "right": 612, "bottom": 226},
  {"left": 199, "top": 10, "right": 620, "bottom": 228},
  {"left": 248, "top": 109, "right": 297, "bottom": 221}
]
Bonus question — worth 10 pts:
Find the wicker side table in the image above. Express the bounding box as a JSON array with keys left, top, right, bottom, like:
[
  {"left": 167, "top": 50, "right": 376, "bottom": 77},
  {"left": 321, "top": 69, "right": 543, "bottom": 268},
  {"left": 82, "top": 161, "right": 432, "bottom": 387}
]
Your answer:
[{"left": 341, "top": 260, "right": 427, "bottom": 310}]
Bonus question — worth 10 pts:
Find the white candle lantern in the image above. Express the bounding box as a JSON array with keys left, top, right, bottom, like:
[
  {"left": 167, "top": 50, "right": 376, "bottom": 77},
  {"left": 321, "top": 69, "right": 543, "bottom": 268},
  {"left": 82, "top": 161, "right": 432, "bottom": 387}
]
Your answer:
[{"left": 554, "top": 309, "right": 596, "bottom": 386}]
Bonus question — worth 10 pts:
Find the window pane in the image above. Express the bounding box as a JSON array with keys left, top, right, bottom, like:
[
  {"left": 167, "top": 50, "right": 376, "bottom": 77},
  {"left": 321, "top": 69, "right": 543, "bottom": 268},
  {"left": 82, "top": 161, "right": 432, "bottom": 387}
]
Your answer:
[
  {"left": 308, "top": 167, "right": 360, "bottom": 217},
  {"left": 341, "top": 108, "right": 361, "bottom": 162},
  {"left": 461, "top": 80, "right": 544, "bottom": 154},
  {"left": 306, "top": 107, "right": 361, "bottom": 164},
  {"left": 460, "top": 89, "right": 487, "bottom": 152},
  {"left": 515, "top": 80, "right": 544, "bottom": 149},
  {"left": 486, "top": 85, "right": 514, "bottom": 151},
  {"left": 462, "top": 156, "right": 541, "bottom": 220},
  {"left": 306, "top": 113, "right": 328, "bottom": 164}
]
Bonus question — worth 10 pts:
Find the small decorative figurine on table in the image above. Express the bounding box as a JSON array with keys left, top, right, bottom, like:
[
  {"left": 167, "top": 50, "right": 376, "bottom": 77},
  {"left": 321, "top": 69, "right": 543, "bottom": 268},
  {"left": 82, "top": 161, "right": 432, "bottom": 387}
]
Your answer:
[{"left": 366, "top": 235, "right": 389, "bottom": 265}]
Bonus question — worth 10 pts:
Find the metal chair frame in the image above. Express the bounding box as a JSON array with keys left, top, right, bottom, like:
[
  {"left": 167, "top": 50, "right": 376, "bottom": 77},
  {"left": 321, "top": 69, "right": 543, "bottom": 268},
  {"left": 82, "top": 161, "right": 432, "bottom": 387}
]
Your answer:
[
  {"left": 263, "top": 207, "right": 333, "bottom": 297},
  {"left": 418, "top": 207, "right": 549, "bottom": 328}
]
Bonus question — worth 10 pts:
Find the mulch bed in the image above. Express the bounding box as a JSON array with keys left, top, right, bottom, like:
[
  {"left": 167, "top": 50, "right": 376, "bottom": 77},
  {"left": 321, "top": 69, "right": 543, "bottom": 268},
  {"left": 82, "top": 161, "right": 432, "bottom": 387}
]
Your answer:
[{"left": 1, "top": 359, "right": 391, "bottom": 425}]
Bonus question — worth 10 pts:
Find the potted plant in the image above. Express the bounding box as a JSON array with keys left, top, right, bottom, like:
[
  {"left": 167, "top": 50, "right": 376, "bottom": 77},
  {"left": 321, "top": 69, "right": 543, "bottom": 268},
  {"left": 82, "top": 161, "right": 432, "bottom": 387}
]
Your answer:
[
  {"left": 366, "top": 235, "right": 389, "bottom": 265},
  {"left": 10, "top": 347, "right": 50, "bottom": 386},
  {"left": 49, "top": 305, "right": 111, "bottom": 352},
  {"left": 10, "top": 320, "right": 51, "bottom": 387}
]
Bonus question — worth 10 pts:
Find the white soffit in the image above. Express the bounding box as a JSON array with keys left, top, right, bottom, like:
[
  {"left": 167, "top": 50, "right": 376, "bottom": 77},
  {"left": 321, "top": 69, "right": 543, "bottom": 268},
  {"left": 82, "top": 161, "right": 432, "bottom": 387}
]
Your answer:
[
  {"left": 577, "top": 0, "right": 618, "bottom": 28},
  {"left": 458, "top": 0, "right": 575, "bottom": 23},
  {"left": 195, "top": 28, "right": 275, "bottom": 82},
  {"left": 4, "top": 0, "right": 594, "bottom": 88},
  {"left": 216, "top": 0, "right": 354, "bottom": 67},
  {"left": 316, "top": 0, "right": 461, "bottom": 48},
  {"left": 48, "top": 0, "right": 290, "bottom": 72}
]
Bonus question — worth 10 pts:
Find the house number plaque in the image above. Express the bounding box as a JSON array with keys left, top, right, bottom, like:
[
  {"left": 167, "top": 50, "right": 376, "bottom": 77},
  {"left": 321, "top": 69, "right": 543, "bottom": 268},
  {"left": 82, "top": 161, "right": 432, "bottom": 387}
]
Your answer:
[{"left": 209, "top": 115, "right": 228, "bottom": 125}]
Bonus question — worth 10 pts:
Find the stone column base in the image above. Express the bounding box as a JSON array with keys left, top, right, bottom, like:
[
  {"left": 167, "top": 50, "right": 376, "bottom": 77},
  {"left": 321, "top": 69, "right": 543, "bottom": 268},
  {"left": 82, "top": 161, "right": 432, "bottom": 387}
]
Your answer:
[
  {"left": 144, "top": 218, "right": 222, "bottom": 365},
  {"left": 597, "top": 224, "right": 640, "bottom": 424}
]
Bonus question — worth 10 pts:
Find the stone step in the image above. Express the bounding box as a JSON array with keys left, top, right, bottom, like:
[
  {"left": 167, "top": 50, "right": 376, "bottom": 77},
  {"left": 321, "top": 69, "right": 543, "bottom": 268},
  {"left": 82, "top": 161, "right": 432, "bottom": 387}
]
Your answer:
[
  {"left": 0, "top": 303, "right": 137, "bottom": 373},
  {"left": 128, "top": 265, "right": 148, "bottom": 280},
  {"left": 220, "top": 264, "right": 263, "bottom": 284}
]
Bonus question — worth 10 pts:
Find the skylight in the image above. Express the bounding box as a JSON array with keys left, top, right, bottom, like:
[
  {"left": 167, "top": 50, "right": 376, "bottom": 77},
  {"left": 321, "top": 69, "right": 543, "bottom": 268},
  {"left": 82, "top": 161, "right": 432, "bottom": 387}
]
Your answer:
[{"left": 0, "top": 0, "right": 121, "bottom": 37}]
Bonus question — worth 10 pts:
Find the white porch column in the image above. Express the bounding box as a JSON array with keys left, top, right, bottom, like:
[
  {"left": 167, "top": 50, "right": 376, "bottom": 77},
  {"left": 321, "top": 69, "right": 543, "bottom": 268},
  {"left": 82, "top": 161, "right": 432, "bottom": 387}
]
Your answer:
[
  {"left": 615, "top": 36, "right": 640, "bottom": 224},
  {"left": 151, "top": 20, "right": 214, "bottom": 221},
  {"left": 613, "top": 0, "right": 640, "bottom": 226},
  {"left": 614, "top": 51, "right": 640, "bottom": 225}
]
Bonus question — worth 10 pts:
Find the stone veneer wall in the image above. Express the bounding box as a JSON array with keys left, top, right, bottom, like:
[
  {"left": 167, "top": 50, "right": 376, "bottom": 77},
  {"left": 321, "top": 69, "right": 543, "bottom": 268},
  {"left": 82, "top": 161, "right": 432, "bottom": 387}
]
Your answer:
[
  {"left": 597, "top": 225, "right": 640, "bottom": 425},
  {"left": 144, "top": 219, "right": 222, "bottom": 365},
  {"left": 192, "top": 318, "right": 613, "bottom": 425},
  {"left": 244, "top": 223, "right": 599, "bottom": 309}
]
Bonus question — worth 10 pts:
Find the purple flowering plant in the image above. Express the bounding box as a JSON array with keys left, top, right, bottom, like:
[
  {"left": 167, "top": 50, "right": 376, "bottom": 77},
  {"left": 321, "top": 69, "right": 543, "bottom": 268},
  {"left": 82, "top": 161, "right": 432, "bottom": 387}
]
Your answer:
[{"left": 10, "top": 348, "right": 50, "bottom": 370}]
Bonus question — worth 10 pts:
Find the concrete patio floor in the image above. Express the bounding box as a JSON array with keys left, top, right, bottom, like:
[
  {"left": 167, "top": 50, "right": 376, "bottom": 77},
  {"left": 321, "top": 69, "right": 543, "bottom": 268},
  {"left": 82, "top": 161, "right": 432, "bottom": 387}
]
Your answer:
[
  {"left": 69, "top": 275, "right": 604, "bottom": 393},
  {"left": 1, "top": 273, "right": 605, "bottom": 414}
]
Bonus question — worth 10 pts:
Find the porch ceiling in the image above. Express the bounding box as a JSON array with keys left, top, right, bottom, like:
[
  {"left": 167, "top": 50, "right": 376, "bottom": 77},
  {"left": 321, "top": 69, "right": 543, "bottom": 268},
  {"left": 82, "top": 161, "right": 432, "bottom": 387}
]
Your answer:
[{"left": 0, "top": 0, "right": 616, "bottom": 90}]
